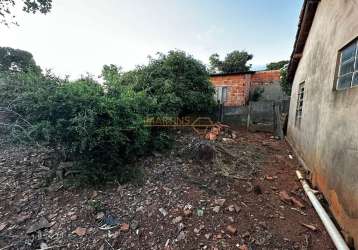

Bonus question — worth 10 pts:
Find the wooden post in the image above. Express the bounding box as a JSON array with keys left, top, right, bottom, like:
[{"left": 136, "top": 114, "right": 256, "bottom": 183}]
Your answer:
[
  {"left": 246, "top": 102, "right": 251, "bottom": 130},
  {"left": 218, "top": 103, "right": 224, "bottom": 122},
  {"left": 274, "top": 102, "right": 284, "bottom": 140}
]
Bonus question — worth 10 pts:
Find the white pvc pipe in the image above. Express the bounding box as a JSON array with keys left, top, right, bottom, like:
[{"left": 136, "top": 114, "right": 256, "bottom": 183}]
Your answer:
[{"left": 296, "top": 170, "right": 349, "bottom": 250}]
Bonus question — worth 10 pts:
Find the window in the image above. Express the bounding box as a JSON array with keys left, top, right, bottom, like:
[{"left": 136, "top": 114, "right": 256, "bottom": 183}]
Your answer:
[
  {"left": 295, "top": 82, "right": 305, "bottom": 127},
  {"left": 336, "top": 38, "right": 358, "bottom": 90},
  {"left": 214, "top": 86, "right": 228, "bottom": 104}
]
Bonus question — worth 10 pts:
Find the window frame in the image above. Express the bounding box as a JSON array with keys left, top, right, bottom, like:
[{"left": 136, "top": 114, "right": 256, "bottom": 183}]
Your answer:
[
  {"left": 214, "top": 86, "right": 229, "bottom": 104},
  {"left": 335, "top": 38, "right": 358, "bottom": 90},
  {"left": 295, "top": 82, "right": 305, "bottom": 127}
]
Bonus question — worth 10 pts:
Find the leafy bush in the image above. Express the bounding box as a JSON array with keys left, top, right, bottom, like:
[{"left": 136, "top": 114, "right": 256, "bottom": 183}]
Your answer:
[
  {"left": 106, "top": 50, "right": 216, "bottom": 116},
  {"left": 280, "top": 65, "right": 291, "bottom": 96},
  {"left": 1, "top": 73, "right": 152, "bottom": 183},
  {"left": 266, "top": 60, "right": 289, "bottom": 70},
  {"left": 250, "top": 86, "right": 265, "bottom": 102},
  {"left": 0, "top": 50, "right": 215, "bottom": 184}
]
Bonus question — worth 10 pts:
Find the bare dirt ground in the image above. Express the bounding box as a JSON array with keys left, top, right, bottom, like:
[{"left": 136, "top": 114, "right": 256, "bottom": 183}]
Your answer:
[{"left": 0, "top": 129, "right": 335, "bottom": 250}]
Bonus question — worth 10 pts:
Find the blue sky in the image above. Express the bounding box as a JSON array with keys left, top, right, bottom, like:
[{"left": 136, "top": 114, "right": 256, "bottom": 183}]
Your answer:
[{"left": 0, "top": 0, "right": 303, "bottom": 78}]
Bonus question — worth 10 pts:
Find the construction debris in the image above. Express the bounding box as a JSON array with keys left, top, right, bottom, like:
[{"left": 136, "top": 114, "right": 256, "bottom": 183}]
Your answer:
[{"left": 0, "top": 130, "right": 334, "bottom": 249}]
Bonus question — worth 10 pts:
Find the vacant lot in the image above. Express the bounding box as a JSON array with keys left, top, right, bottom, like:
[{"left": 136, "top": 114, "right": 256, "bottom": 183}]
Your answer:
[{"left": 0, "top": 129, "right": 334, "bottom": 250}]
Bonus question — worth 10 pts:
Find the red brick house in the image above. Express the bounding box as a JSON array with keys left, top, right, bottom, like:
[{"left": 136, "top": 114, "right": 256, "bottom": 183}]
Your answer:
[{"left": 210, "top": 70, "right": 281, "bottom": 106}]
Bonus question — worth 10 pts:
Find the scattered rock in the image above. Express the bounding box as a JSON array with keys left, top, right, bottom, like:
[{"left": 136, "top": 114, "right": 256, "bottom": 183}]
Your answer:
[
  {"left": 48, "top": 213, "right": 58, "bottom": 220},
  {"left": 279, "top": 190, "right": 291, "bottom": 202},
  {"left": 226, "top": 225, "right": 237, "bottom": 235},
  {"left": 279, "top": 190, "right": 305, "bottom": 208},
  {"left": 242, "top": 231, "right": 250, "bottom": 238},
  {"left": 300, "top": 223, "right": 317, "bottom": 231},
  {"left": 176, "top": 231, "right": 186, "bottom": 241},
  {"left": 110, "top": 230, "right": 121, "bottom": 239},
  {"left": 183, "top": 204, "right": 193, "bottom": 216},
  {"left": 67, "top": 211, "right": 76, "bottom": 216},
  {"left": 153, "top": 151, "right": 162, "bottom": 157},
  {"left": 233, "top": 204, "right": 241, "bottom": 213},
  {"left": 73, "top": 227, "right": 87, "bottom": 236},
  {"left": 96, "top": 212, "right": 105, "bottom": 220},
  {"left": 26, "top": 217, "right": 51, "bottom": 234},
  {"left": 136, "top": 206, "right": 145, "bottom": 213},
  {"left": 214, "top": 233, "right": 223, "bottom": 240},
  {"left": 213, "top": 206, "right": 220, "bottom": 213},
  {"left": 131, "top": 220, "right": 139, "bottom": 230},
  {"left": 204, "top": 233, "right": 212, "bottom": 239},
  {"left": 222, "top": 138, "right": 235, "bottom": 143},
  {"left": 291, "top": 196, "right": 305, "bottom": 208},
  {"left": 226, "top": 205, "right": 235, "bottom": 212},
  {"left": 16, "top": 212, "right": 31, "bottom": 224},
  {"left": 214, "top": 199, "right": 226, "bottom": 207},
  {"left": 120, "top": 223, "right": 130, "bottom": 232},
  {"left": 91, "top": 191, "right": 98, "bottom": 198},
  {"left": 266, "top": 175, "right": 274, "bottom": 180},
  {"left": 238, "top": 244, "right": 249, "bottom": 250},
  {"left": 159, "top": 208, "right": 168, "bottom": 217},
  {"left": 172, "top": 216, "right": 183, "bottom": 224},
  {"left": 39, "top": 242, "right": 48, "bottom": 249},
  {"left": 177, "top": 223, "right": 185, "bottom": 232},
  {"left": 0, "top": 222, "right": 7, "bottom": 232}
]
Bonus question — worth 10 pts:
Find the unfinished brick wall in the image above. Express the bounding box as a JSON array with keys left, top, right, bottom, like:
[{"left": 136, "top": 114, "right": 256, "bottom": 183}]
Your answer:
[
  {"left": 210, "top": 70, "right": 280, "bottom": 106},
  {"left": 251, "top": 70, "right": 281, "bottom": 87},
  {"left": 210, "top": 74, "right": 251, "bottom": 106}
]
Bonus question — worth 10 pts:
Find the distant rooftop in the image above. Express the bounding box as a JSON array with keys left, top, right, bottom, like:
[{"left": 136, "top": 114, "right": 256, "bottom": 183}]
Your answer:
[{"left": 210, "top": 69, "right": 279, "bottom": 77}]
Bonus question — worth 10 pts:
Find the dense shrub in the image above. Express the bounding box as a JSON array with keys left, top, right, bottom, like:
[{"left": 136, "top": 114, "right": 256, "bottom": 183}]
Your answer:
[
  {"left": 105, "top": 50, "right": 216, "bottom": 116},
  {"left": 1, "top": 73, "right": 152, "bottom": 183},
  {"left": 280, "top": 65, "right": 291, "bottom": 96},
  {"left": 0, "top": 50, "right": 215, "bottom": 184}
]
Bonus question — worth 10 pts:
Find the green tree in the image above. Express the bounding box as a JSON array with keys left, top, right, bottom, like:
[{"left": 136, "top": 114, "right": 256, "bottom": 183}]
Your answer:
[
  {"left": 0, "top": 0, "right": 52, "bottom": 26},
  {"left": 209, "top": 53, "right": 222, "bottom": 73},
  {"left": 0, "top": 47, "right": 42, "bottom": 74},
  {"left": 266, "top": 60, "right": 289, "bottom": 70},
  {"left": 118, "top": 50, "right": 216, "bottom": 116},
  {"left": 101, "top": 64, "right": 122, "bottom": 85},
  {"left": 209, "top": 50, "right": 253, "bottom": 73},
  {"left": 280, "top": 65, "right": 291, "bottom": 95}
]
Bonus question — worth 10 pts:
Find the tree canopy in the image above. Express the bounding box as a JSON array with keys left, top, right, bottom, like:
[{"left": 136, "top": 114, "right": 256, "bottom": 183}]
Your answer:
[
  {"left": 266, "top": 60, "right": 289, "bottom": 70},
  {"left": 0, "top": 47, "right": 41, "bottom": 74},
  {"left": 279, "top": 65, "right": 291, "bottom": 96},
  {"left": 0, "top": 0, "right": 52, "bottom": 26},
  {"left": 113, "top": 50, "right": 216, "bottom": 116},
  {"left": 209, "top": 50, "right": 253, "bottom": 74}
]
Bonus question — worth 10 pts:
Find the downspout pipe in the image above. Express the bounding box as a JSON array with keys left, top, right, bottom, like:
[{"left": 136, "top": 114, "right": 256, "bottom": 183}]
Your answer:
[{"left": 296, "top": 170, "right": 349, "bottom": 250}]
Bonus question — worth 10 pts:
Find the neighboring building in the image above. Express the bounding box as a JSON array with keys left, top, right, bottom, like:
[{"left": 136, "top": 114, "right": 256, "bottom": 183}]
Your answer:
[
  {"left": 287, "top": 0, "right": 358, "bottom": 247},
  {"left": 210, "top": 70, "right": 280, "bottom": 106}
]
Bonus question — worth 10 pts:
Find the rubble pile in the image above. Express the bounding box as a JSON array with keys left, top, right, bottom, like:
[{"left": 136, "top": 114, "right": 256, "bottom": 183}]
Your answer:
[{"left": 0, "top": 130, "right": 334, "bottom": 249}]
